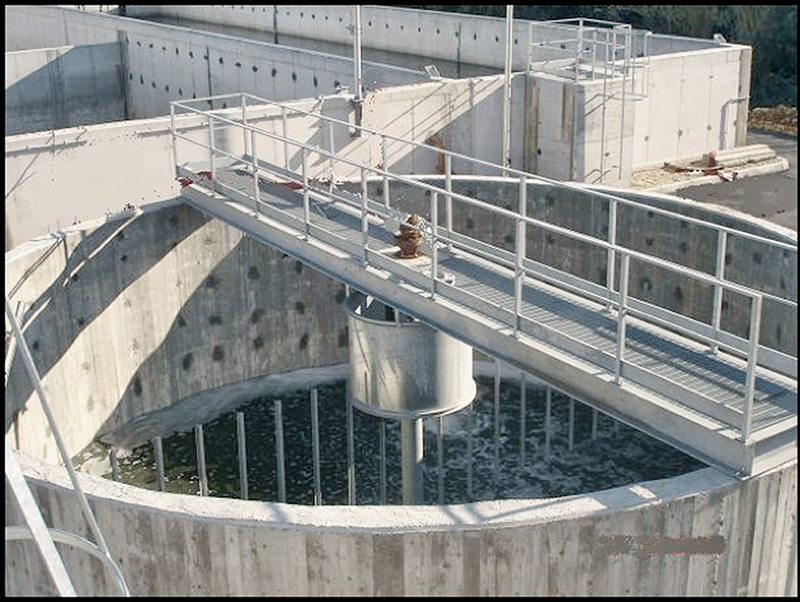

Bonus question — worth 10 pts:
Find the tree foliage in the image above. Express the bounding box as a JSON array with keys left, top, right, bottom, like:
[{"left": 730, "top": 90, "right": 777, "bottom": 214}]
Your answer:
[{"left": 393, "top": 5, "right": 796, "bottom": 107}]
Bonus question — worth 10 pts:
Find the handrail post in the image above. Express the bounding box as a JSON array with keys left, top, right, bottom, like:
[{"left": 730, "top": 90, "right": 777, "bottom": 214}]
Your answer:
[
  {"left": 169, "top": 102, "right": 178, "bottom": 177},
  {"left": 606, "top": 197, "right": 618, "bottom": 310},
  {"left": 514, "top": 174, "right": 527, "bottom": 338},
  {"left": 710, "top": 230, "right": 727, "bottom": 353},
  {"left": 614, "top": 253, "right": 630, "bottom": 384},
  {"left": 208, "top": 117, "right": 216, "bottom": 182},
  {"left": 281, "top": 106, "right": 289, "bottom": 171},
  {"left": 302, "top": 147, "right": 310, "bottom": 239},
  {"left": 250, "top": 128, "right": 260, "bottom": 217},
  {"left": 445, "top": 154, "right": 453, "bottom": 249},
  {"left": 240, "top": 93, "right": 249, "bottom": 160},
  {"left": 381, "top": 134, "right": 390, "bottom": 208},
  {"left": 430, "top": 191, "right": 438, "bottom": 300},
  {"left": 361, "top": 166, "right": 369, "bottom": 266},
  {"left": 741, "top": 294, "right": 762, "bottom": 442}
]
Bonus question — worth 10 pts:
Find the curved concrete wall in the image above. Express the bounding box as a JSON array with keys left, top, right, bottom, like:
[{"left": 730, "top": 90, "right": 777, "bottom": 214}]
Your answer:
[
  {"left": 5, "top": 184, "right": 796, "bottom": 596},
  {"left": 5, "top": 452, "right": 796, "bottom": 596}
]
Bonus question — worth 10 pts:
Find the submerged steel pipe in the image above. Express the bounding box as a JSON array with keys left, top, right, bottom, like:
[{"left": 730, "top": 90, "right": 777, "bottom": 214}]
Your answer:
[
  {"left": 153, "top": 436, "right": 165, "bottom": 492},
  {"left": 236, "top": 412, "right": 249, "bottom": 501},
  {"left": 275, "top": 400, "right": 286, "bottom": 503},
  {"left": 401, "top": 418, "right": 424, "bottom": 504},
  {"left": 311, "top": 389, "right": 322, "bottom": 505},
  {"left": 194, "top": 425, "right": 208, "bottom": 497}
]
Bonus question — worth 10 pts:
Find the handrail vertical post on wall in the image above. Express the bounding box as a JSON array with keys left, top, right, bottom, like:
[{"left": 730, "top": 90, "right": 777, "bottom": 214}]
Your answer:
[
  {"left": 302, "top": 147, "right": 310, "bottom": 239},
  {"left": 240, "top": 93, "right": 249, "bottom": 159},
  {"left": 614, "top": 253, "right": 630, "bottom": 384},
  {"left": 169, "top": 102, "right": 178, "bottom": 177},
  {"left": 430, "top": 191, "right": 438, "bottom": 300},
  {"left": 381, "top": 135, "right": 390, "bottom": 208},
  {"left": 710, "top": 230, "right": 727, "bottom": 353},
  {"left": 606, "top": 197, "right": 618, "bottom": 310},
  {"left": 445, "top": 154, "right": 453, "bottom": 249},
  {"left": 281, "top": 107, "right": 289, "bottom": 171},
  {"left": 741, "top": 293, "right": 763, "bottom": 442},
  {"left": 250, "top": 128, "right": 260, "bottom": 217},
  {"left": 514, "top": 174, "right": 527, "bottom": 337},
  {"left": 208, "top": 117, "right": 216, "bottom": 182},
  {"left": 361, "top": 167, "right": 369, "bottom": 267}
]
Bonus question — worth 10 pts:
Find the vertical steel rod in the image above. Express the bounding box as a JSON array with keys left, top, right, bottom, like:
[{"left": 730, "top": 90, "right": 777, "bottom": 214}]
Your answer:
[
  {"left": 711, "top": 230, "right": 727, "bottom": 353},
  {"left": 208, "top": 118, "right": 216, "bottom": 182},
  {"left": 493, "top": 361, "right": 501, "bottom": 493},
  {"left": 274, "top": 400, "right": 286, "bottom": 503},
  {"left": 615, "top": 254, "right": 630, "bottom": 384},
  {"left": 236, "top": 411, "right": 249, "bottom": 500},
  {"left": 153, "top": 436, "right": 165, "bottom": 492},
  {"left": 195, "top": 424, "right": 208, "bottom": 497},
  {"left": 741, "top": 294, "right": 762, "bottom": 442},
  {"left": 519, "top": 371, "right": 526, "bottom": 467},
  {"left": 379, "top": 419, "right": 387, "bottom": 505},
  {"left": 591, "top": 409, "right": 598, "bottom": 441},
  {"left": 544, "top": 386, "right": 552, "bottom": 461},
  {"left": 401, "top": 418, "right": 424, "bottom": 504},
  {"left": 445, "top": 154, "right": 453, "bottom": 248},
  {"left": 466, "top": 403, "right": 474, "bottom": 500},
  {"left": 606, "top": 198, "right": 618, "bottom": 310},
  {"left": 281, "top": 107, "right": 289, "bottom": 171},
  {"left": 302, "top": 147, "right": 310, "bottom": 238},
  {"left": 381, "top": 135, "right": 390, "bottom": 207},
  {"left": 514, "top": 175, "right": 527, "bottom": 337},
  {"left": 430, "top": 191, "right": 438, "bottom": 299},
  {"left": 240, "top": 93, "right": 248, "bottom": 159},
  {"left": 250, "top": 129, "right": 260, "bottom": 217},
  {"left": 169, "top": 102, "right": 178, "bottom": 177},
  {"left": 327, "top": 121, "right": 336, "bottom": 199},
  {"left": 311, "top": 388, "right": 322, "bottom": 505},
  {"left": 347, "top": 394, "right": 356, "bottom": 504},
  {"left": 360, "top": 167, "right": 369, "bottom": 267},
  {"left": 437, "top": 415, "right": 445, "bottom": 504}
]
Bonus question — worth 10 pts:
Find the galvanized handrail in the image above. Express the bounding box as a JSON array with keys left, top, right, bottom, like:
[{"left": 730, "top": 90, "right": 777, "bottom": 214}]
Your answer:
[{"left": 170, "top": 96, "right": 797, "bottom": 441}]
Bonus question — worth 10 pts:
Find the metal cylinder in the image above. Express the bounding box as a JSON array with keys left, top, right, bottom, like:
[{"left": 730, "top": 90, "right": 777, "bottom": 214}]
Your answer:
[{"left": 345, "top": 293, "right": 475, "bottom": 419}]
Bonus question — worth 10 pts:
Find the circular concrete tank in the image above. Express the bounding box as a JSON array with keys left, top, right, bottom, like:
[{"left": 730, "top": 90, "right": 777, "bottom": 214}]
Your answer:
[
  {"left": 5, "top": 180, "right": 797, "bottom": 596},
  {"left": 345, "top": 292, "right": 475, "bottom": 419}
]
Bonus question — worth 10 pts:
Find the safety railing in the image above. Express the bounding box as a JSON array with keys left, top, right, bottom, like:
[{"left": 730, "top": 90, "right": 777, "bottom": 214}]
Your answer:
[{"left": 170, "top": 92, "right": 797, "bottom": 442}]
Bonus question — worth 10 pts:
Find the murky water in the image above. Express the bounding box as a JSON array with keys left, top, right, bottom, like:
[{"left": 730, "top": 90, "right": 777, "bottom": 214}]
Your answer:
[{"left": 100, "top": 376, "right": 705, "bottom": 504}]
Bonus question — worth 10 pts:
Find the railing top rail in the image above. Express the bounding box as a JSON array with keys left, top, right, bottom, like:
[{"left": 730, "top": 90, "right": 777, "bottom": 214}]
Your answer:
[{"left": 170, "top": 95, "right": 797, "bottom": 255}]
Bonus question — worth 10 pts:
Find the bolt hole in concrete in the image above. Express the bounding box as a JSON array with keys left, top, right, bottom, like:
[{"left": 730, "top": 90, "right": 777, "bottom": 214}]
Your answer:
[{"left": 98, "top": 376, "right": 705, "bottom": 504}]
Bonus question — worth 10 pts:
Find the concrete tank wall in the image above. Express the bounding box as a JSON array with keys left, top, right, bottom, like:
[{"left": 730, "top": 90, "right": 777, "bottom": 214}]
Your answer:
[
  {"left": 5, "top": 451, "right": 796, "bottom": 596},
  {"left": 5, "top": 202, "right": 350, "bottom": 463},
  {"left": 4, "top": 43, "right": 126, "bottom": 136}
]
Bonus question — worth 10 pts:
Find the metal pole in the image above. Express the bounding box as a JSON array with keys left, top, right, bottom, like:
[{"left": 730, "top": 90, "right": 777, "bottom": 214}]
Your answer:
[
  {"left": 327, "top": 121, "right": 336, "bottom": 199},
  {"left": 302, "top": 147, "right": 310, "bottom": 239},
  {"left": 606, "top": 197, "right": 618, "bottom": 310},
  {"left": 711, "top": 230, "right": 727, "bottom": 353},
  {"left": 240, "top": 93, "right": 249, "bottom": 160},
  {"left": 236, "top": 411, "right": 249, "bottom": 500},
  {"left": 208, "top": 118, "right": 216, "bottom": 181},
  {"left": 544, "top": 385, "right": 552, "bottom": 461},
  {"left": 519, "top": 371, "right": 526, "bottom": 467},
  {"left": 437, "top": 415, "right": 445, "bottom": 504},
  {"left": 195, "top": 424, "right": 208, "bottom": 497},
  {"left": 445, "top": 154, "right": 453, "bottom": 248},
  {"left": 352, "top": 5, "right": 363, "bottom": 131},
  {"left": 361, "top": 166, "right": 369, "bottom": 266},
  {"left": 615, "top": 254, "right": 630, "bottom": 384},
  {"left": 381, "top": 135, "right": 390, "bottom": 207},
  {"left": 379, "top": 419, "right": 387, "bottom": 504},
  {"left": 514, "top": 174, "right": 527, "bottom": 337},
  {"left": 281, "top": 107, "right": 289, "bottom": 171},
  {"left": 347, "top": 394, "right": 356, "bottom": 504},
  {"left": 430, "top": 191, "right": 438, "bottom": 299},
  {"left": 467, "top": 403, "right": 474, "bottom": 500},
  {"left": 493, "top": 361, "right": 501, "bottom": 493},
  {"left": 401, "top": 418, "right": 424, "bottom": 504},
  {"left": 153, "top": 436, "right": 165, "bottom": 492},
  {"left": 274, "top": 400, "right": 286, "bottom": 502},
  {"left": 741, "top": 294, "right": 762, "bottom": 442},
  {"left": 311, "top": 388, "right": 322, "bottom": 505},
  {"left": 250, "top": 129, "right": 260, "bottom": 217},
  {"left": 591, "top": 409, "right": 598, "bottom": 440},
  {"left": 502, "top": 5, "right": 513, "bottom": 172},
  {"left": 169, "top": 102, "right": 178, "bottom": 177}
]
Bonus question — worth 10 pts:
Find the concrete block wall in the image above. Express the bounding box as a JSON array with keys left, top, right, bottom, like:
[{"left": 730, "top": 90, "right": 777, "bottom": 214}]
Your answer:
[
  {"left": 5, "top": 43, "right": 126, "bottom": 136},
  {"left": 5, "top": 451, "right": 796, "bottom": 596}
]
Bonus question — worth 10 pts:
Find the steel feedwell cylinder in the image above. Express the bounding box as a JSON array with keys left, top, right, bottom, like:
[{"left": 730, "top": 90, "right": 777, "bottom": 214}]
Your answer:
[{"left": 345, "top": 293, "right": 476, "bottom": 419}]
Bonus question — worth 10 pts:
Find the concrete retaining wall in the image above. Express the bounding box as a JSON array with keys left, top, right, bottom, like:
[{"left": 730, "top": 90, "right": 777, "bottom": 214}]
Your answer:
[
  {"left": 5, "top": 43, "right": 126, "bottom": 136},
  {"left": 5, "top": 451, "right": 796, "bottom": 596}
]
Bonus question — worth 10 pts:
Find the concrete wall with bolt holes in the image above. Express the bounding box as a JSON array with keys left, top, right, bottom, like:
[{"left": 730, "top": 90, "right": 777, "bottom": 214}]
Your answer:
[
  {"left": 5, "top": 449, "right": 797, "bottom": 596},
  {"left": 4, "top": 43, "right": 126, "bottom": 135}
]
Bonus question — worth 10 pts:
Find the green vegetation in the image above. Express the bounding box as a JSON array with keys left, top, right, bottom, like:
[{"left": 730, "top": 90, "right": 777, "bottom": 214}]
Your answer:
[{"left": 394, "top": 5, "right": 797, "bottom": 108}]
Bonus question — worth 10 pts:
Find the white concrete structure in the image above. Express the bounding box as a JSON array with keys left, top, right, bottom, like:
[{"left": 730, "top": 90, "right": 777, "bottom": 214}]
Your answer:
[{"left": 5, "top": 4, "right": 796, "bottom": 598}]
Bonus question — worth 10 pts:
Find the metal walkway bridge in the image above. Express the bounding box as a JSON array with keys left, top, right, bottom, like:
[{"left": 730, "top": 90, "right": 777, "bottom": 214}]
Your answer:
[{"left": 170, "top": 92, "right": 797, "bottom": 479}]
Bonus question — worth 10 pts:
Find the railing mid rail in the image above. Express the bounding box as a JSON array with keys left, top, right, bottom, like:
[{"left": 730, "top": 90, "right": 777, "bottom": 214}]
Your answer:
[{"left": 170, "top": 93, "right": 797, "bottom": 443}]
